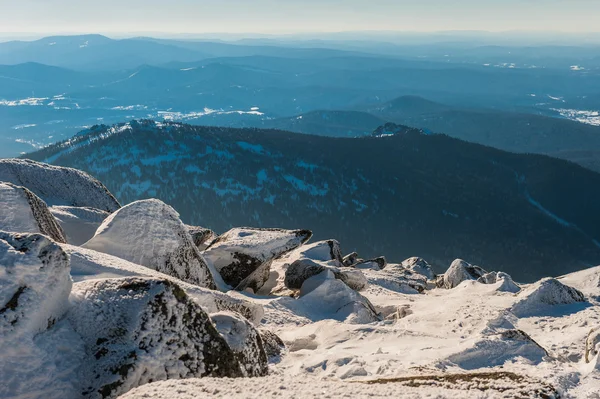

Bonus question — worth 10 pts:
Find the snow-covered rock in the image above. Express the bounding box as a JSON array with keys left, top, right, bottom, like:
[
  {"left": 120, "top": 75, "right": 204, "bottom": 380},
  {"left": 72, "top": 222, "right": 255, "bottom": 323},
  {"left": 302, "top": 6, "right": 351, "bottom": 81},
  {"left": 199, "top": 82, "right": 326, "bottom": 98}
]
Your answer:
[
  {"left": 66, "top": 244, "right": 263, "bottom": 324},
  {"left": 342, "top": 252, "right": 360, "bottom": 267},
  {"left": 202, "top": 227, "right": 312, "bottom": 292},
  {"left": 258, "top": 329, "right": 285, "bottom": 360},
  {"left": 211, "top": 311, "right": 268, "bottom": 377},
  {"left": 291, "top": 239, "right": 343, "bottom": 263},
  {"left": 354, "top": 256, "right": 387, "bottom": 270},
  {"left": 0, "top": 232, "right": 71, "bottom": 337},
  {"left": 363, "top": 263, "right": 428, "bottom": 294},
  {"left": 83, "top": 199, "right": 219, "bottom": 290},
  {"left": 0, "top": 158, "right": 120, "bottom": 212},
  {"left": 443, "top": 259, "right": 487, "bottom": 289},
  {"left": 558, "top": 265, "right": 600, "bottom": 301},
  {"left": 69, "top": 277, "right": 244, "bottom": 399},
  {"left": 447, "top": 329, "right": 548, "bottom": 370},
  {"left": 401, "top": 257, "right": 435, "bottom": 280},
  {"left": 50, "top": 206, "right": 108, "bottom": 245},
  {"left": 511, "top": 278, "right": 586, "bottom": 317},
  {"left": 0, "top": 182, "right": 66, "bottom": 243},
  {"left": 586, "top": 327, "right": 600, "bottom": 364},
  {"left": 284, "top": 258, "right": 367, "bottom": 291},
  {"left": 480, "top": 271, "right": 521, "bottom": 293},
  {"left": 298, "top": 270, "right": 380, "bottom": 324},
  {"left": 186, "top": 225, "right": 217, "bottom": 251}
]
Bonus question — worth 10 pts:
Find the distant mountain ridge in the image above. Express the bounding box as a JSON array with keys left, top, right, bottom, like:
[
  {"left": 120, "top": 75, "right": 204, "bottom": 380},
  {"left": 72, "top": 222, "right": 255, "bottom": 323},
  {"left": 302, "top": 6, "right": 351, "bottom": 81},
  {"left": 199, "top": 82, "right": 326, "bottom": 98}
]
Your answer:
[{"left": 26, "top": 120, "right": 600, "bottom": 282}]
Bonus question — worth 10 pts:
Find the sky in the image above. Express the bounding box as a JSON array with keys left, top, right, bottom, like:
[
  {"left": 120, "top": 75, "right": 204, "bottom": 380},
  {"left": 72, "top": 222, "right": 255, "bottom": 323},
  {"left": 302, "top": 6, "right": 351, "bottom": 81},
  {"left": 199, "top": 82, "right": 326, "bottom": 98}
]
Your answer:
[{"left": 0, "top": 0, "right": 599, "bottom": 35}]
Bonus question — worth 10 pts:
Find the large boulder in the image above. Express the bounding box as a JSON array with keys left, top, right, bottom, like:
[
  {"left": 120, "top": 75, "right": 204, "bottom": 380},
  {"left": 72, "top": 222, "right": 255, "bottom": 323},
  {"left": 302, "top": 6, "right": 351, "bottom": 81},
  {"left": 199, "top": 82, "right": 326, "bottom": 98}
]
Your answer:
[
  {"left": 203, "top": 227, "right": 312, "bottom": 292},
  {"left": 66, "top": 244, "right": 263, "bottom": 324},
  {"left": 511, "top": 278, "right": 586, "bottom": 317},
  {"left": 0, "top": 182, "right": 66, "bottom": 243},
  {"left": 0, "top": 158, "right": 120, "bottom": 212},
  {"left": 69, "top": 277, "right": 245, "bottom": 399},
  {"left": 50, "top": 206, "right": 109, "bottom": 245},
  {"left": 443, "top": 259, "right": 487, "bottom": 289},
  {"left": 258, "top": 329, "right": 286, "bottom": 360},
  {"left": 211, "top": 312, "right": 268, "bottom": 377},
  {"left": 83, "top": 199, "right": 219, "bottom": 290},
  {"left": 354, "top": 257, "right": 387, "bottom": 271},
  {"left": 284, "top": 258, "right": 367, "bottom": 291},
  {"left": 0, "top": 232, "right": 71, "bottom": 337}
]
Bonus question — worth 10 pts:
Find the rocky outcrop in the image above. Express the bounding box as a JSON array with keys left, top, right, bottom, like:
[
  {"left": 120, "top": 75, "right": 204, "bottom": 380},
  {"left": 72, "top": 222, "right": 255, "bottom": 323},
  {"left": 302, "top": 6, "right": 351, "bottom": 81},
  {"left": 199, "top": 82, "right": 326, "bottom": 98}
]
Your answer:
[
  {"left": 443, "top": 259, "right": 487, "bottom": 289},
  {"left": 342, "top": 252, "right": 360, "bottom": 267},
  {"left": 50, "top": 206, "right": 108, "bottom": 245},
  {"left": 585, "top": 327, "right": 600, "bottom": 363},
  {"left": 69, "top": 277, "right": 245, "bottom": 399},
  {"left": 0, "top": 232, "right": 71, "bottom": 337},
  {"left": 0, "top": 159, "right": 120, "bottom": 212},
  {"left": 362, "top": 264, "right": 428, "bottom": 294},
  {"left": 83, "top": 199, "right": 218, "bottom": 290},
  {"left": 478, "top": 271, "right": 521, "bottom": 293},
  {"left": 203, "top": 227, "right": 312, "bottom": 292},
  {"left": 211, "top": 312, "right": 268, "bottom": 377},
  {"left": 284, "top": 258, "right": 367, "bottom": 291},
  {"left": 0, "top": 182, "right": 67, "bottom": 243},
  {"left": 511, "top": 278, "right": 586, "bottom": 317}
]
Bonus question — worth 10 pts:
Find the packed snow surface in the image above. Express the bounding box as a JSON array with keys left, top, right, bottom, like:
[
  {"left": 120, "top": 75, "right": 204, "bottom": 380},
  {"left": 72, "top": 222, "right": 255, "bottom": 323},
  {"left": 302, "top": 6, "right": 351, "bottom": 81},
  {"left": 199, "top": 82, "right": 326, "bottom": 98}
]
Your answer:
[{"left": 50, "top": 206, "right": 108, "bottom": 245}]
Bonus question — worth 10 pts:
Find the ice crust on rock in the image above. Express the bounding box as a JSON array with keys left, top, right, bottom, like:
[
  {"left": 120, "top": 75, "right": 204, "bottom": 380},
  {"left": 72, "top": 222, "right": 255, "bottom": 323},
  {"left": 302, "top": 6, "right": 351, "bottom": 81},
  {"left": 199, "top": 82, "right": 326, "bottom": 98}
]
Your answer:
[
  {"left": 0, "top": 182, "right": 67, "bottom": 243},
  {"left": 69, "top": 277, "right": 244, "bottom": 399},
  {"left": 401, "top": 257, "right": 435, "bottom": 280},
  {"left": 186, "top": 225, "right": 218, "bottom": 251},
  {"left": 203, "top": 227, "right": 312, "bottom": 292},
  {"left": 83, "top": 199, "right": 219, "bottom": 290},
  {"left": 0, "top": 232, "right": 71, "bottom": 337},
  {"left": 0, "top": 158, "right": 120, "bottom": 212}
]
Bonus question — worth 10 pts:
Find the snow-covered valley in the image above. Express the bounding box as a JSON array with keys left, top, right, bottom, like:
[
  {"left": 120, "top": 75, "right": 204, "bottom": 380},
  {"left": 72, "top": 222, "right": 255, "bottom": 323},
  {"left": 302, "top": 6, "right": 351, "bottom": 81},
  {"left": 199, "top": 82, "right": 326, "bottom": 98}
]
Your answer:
[{"left": 0, "top": 158, "right": 599, "bottom": 398}]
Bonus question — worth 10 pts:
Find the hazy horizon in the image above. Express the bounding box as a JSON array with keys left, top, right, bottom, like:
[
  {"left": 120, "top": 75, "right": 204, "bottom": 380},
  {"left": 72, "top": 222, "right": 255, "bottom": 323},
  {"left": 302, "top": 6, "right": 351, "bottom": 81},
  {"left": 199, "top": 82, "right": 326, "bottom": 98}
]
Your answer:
[{"left": 2, "top": 0, "right": 600, "bottom": 36}]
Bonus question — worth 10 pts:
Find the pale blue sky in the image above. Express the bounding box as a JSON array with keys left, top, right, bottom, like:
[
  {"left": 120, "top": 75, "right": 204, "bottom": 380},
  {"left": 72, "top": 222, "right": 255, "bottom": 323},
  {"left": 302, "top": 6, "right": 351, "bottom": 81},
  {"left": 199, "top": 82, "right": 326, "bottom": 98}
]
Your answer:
[{"left": 0, "top": 0, "right": 599, "bottom": 34}]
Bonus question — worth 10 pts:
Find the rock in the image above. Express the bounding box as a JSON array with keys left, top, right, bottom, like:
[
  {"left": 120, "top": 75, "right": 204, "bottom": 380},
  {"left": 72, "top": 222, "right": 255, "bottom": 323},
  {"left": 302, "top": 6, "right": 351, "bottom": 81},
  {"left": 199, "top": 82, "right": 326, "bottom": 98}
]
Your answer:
[
  {"left": 443, "top": 259, "right": 487, "bottom": 289},
  {"left": 66, "top": 245, "right": 264, "bottom": 324},
  {"left": 211, "top": 312, "right": 268, "bottom": 377},
  {"left": 447, "top": 329, "right": 548, "bottom": 370},
  {"left": 0, "top": 182, "right": 67, "bottom": 243},
  {"left": 362, "top": 266, "right": 427, "bottom": 294},
  {"left": 401, "top": 257, "right": 435, "bottom": 280},
  {"left": 342, "top": 252, "right": 360, "bottom": 267},
  {"left": 0, "top": 158, "right": 120, "bottom": 212},
  {"left": 298, "top": 270, "right": 381, "bottom": 324},
  {"left": 258, "top": 329, "right": 286, "bottom": 360},
  {"left": 203, "top": 227, "right": 312, "bottom": 292},
  {"left": 291, "top": 239, "right": 343, "bottom": 263},
  {"left": 50, "top": 206, "right": 109, "bottom": 245},
  {"left": 187, "top": 225, "right": 218, "bottom": 251},
  {"left": 511, "top": 278, "right": 586, "bottom": 317},
  {"left": 69, "top": 277, "right": 245, "bottom": 399},
  {"left": 0, "top": 232, "right": 71, "bottom": 337},
  {"left": 585, "top": 327, "right": 600, "bottom": 363},
  {"left": 83, "top": 199, "right": 219, "bottom": 290},
  {"left": 354, "top": 257, "right": 387, "bottom": 271},
  {"left": 284, "top": 258, "right": 367, "bottom": 291}
]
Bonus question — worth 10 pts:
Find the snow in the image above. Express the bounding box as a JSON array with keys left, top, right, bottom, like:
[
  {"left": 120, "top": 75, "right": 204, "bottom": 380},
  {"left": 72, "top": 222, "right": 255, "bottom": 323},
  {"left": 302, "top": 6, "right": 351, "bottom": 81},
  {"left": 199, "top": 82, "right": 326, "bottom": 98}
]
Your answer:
[
  {"left": 0, "top": 159, "right": 120, "bottom": 212},
  {"left": 83, "top": 199, "right": 221, "bottom": 290},
  {"left": 50, "top": 206, "right": 108, "bottom": 245}
]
